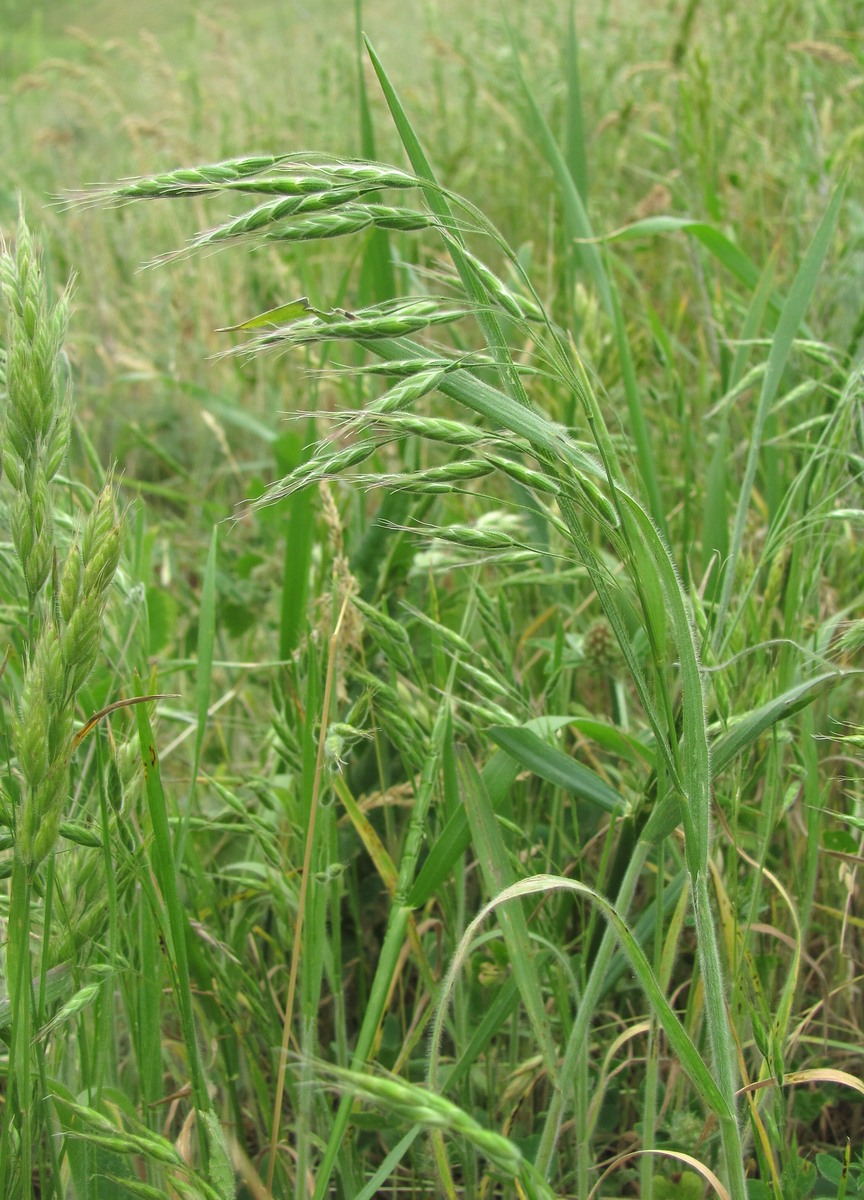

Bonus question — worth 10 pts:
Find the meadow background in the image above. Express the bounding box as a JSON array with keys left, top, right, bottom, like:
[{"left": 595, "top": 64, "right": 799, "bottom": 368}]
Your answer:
[{"left": 1, "top": 0, "right": 863, "bottom": 1198}]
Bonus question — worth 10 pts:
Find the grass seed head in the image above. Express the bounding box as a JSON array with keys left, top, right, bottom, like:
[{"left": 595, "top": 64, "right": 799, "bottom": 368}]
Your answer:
[
  {"left": 2, "top": 214, "right": 124, "bottom": 871},
  {"left": 322, "top": 1065, "right": 524, "bottom": 1178}
]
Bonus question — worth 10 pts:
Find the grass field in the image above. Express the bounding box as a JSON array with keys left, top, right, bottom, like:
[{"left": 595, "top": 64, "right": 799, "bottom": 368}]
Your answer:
[{"left": 1, "top": 1, "right": 863, "bottom": 1198}]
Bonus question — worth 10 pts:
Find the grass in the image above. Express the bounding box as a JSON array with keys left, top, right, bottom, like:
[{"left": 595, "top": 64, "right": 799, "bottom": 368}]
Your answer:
[{"left": 1, "top": 1, "right": 863, "bottom": 1198}]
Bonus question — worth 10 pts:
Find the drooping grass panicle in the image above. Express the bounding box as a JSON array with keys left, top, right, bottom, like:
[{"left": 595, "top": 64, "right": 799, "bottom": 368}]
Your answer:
[
  {"left": 63, "top": 152, "right": 422, "bottom": 207},
  {"left": 219, "top": 297, "right": 474, "bottom": 357},
  {"left": 306, "top": 1059, "right": 528, "bottom": 1184},
  {"left": 166, "top": 200, "right": 439, "bottom": 263}
]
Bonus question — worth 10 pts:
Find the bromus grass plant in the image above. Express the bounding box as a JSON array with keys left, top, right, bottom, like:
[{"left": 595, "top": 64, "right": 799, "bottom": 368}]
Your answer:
[
  {"left": 69, "top": 24, "right": 864, "bottom": 1200},
  {"left": 4, "top": 4, "right": 863, "bottom": 1200}
]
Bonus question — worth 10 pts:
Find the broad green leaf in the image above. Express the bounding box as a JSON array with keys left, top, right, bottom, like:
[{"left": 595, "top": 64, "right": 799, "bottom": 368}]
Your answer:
[
  {"left": 566, "top": 717, "right": 655, "bottom": 767},
  {"left": 599, "top": 217, "right": 787, "bottom": 321},
  {"left": 201, "top": 1109, "right": 236, "bottom": 1200},
  {"left": 711, "top": 671, "right": 854, "bottom": 775},
  {"left": 640, "top": 673, "right": 851, "bottom": 845},
  {"left": 488, "top": 725, "right": 624, "bottom": 814}
]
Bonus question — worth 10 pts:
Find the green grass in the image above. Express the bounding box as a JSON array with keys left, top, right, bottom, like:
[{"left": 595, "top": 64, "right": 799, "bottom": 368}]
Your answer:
[{"left": 1, "top": 1, "right": 863, "bottom": 1198}]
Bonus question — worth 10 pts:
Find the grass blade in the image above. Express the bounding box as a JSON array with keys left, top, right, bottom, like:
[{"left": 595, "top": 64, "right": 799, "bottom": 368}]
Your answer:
[
  {"left": 310, "top": 589, "right": 478, "bottom": 1199},
  {"left": 714, "top": 181, "right": 845, "bottom": 642},
  {"left": 488, "top": 724, "right": 624, "bottom": 814},
  {"left": 177, "top": 523, "right": 217, "bottom": 864},
  {"left": 278, "top": 422, "right": 317, "bottom": 661},
  {"left": 711, "top": 671, "right": 853, "bottom": 774},
  {"left": 503, "top": 18, "right": 666, "bottom": 533},
  {"left": 406, "top": 750, "right": 519, "bottom": 908},
  {"left": 564, "top": 1, "right": 589, "bottom": 203},
  {"left": 431, "top": 874, "right": 732, "bottom": 1121},
  {"left": 456, "top": 748, "right": 560, "bottom": 1087},
  {"left": 135, "top": 700, "right": 212, "bottom": 1147},
  {"left": 364, "top": 36, "right": 530, "bottom": 409}
]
